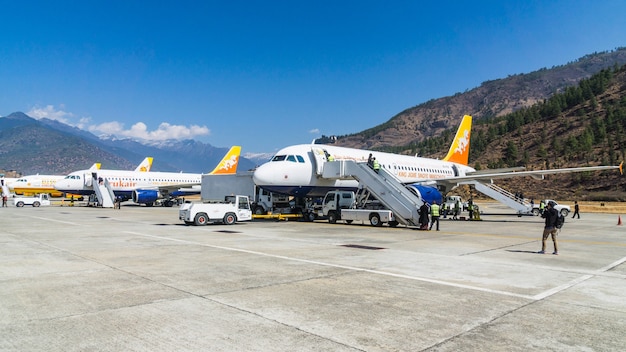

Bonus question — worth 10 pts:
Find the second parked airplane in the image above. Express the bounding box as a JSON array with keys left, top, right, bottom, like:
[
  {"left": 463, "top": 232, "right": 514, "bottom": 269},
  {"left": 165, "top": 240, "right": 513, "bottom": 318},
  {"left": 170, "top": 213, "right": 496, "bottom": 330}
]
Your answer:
[{"left": 54, "top": 146, "right": 241, "bottom": 206}]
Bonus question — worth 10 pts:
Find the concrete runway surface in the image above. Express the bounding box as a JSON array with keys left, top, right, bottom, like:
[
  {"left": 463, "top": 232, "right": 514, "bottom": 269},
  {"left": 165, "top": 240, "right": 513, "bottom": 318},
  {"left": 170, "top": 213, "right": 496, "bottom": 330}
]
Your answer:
[{"left": 1, "top": 203, "right": 625, "bottom": 351}]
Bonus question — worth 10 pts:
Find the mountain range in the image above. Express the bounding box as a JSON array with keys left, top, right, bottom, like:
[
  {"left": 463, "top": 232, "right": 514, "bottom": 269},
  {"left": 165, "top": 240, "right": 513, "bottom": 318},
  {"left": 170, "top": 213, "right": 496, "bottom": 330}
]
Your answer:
[
  {"left": 333, "top": 48, "right": 626, "bottom": 150},
  {"left": 0, "top": 113, "right": 256, "bottom": 175}
]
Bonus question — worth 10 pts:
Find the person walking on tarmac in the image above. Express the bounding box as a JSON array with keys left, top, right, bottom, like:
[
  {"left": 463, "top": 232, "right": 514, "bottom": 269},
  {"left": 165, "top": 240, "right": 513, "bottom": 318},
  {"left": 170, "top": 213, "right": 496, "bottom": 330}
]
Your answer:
[
  {"left": 1, "top": 179, "right": 9, "bottom": 207},
  {"left": 572, "top": 201, "right": 580, "bottom": 219},
  {"left": 539, "top": 201, "right": 559, "bottom": 255},
  {"left": 429, "top": 201, "right": 441, "bottom": 231}
]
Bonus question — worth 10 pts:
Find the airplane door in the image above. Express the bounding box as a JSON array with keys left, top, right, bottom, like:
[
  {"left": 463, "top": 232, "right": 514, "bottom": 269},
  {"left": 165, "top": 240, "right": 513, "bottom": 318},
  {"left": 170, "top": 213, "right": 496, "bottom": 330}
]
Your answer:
[
  {"left": 451, "top": 165, "right": 459, "bottom": 177},
  {"left": 85, "top": 173, "right": 93, "bottom": 187},
  {"left": 311, "top": 147, "right": 328, "bottom": 176}
]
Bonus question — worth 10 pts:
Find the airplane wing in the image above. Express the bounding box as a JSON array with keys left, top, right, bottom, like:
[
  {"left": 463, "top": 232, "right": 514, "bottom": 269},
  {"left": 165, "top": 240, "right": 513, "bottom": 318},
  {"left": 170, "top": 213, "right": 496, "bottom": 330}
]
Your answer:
[{"left": 434, "top": 163, "right": 622, "bottom": 189}]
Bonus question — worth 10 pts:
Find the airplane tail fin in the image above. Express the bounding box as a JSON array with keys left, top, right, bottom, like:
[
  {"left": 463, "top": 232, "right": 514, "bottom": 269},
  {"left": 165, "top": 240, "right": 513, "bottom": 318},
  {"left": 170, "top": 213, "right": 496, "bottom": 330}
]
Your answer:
[
  {"left": 209, "top": 146, "right": 241, "bottom": 175},
  {"left": 135, "top": 157, "right": 153, "bottom": 172},
  {"left": 442, "top": 115, "right": 472, "bottom": 166},
  {"left": 88, "top": 163, "right": 101, "bottom": 171}
]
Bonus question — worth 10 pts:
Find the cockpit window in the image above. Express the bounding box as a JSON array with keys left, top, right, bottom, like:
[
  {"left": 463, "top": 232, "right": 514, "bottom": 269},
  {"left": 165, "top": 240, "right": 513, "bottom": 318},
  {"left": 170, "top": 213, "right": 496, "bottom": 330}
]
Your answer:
[
  {"left": 272, "top": 155, "right": 287, "bottom": 162},
  {"left": 286, "top": 155, "right": 296, "bottom": 162},
  {"left": 296, "top": 155, "right": 305, "bottom": 163}
]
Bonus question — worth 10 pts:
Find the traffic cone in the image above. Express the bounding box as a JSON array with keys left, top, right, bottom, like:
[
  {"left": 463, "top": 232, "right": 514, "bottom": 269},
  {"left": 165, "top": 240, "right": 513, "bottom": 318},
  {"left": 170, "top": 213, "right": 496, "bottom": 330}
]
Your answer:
[{"left": 618, "top": 216, "right": 623, "bottom": 226}]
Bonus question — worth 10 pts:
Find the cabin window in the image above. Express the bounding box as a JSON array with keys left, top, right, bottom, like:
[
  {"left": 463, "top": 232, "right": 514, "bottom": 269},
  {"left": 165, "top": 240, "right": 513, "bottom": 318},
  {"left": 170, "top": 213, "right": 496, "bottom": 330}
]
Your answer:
[{"left": 272, "top": 155, "right": 286, "bottom": 162}]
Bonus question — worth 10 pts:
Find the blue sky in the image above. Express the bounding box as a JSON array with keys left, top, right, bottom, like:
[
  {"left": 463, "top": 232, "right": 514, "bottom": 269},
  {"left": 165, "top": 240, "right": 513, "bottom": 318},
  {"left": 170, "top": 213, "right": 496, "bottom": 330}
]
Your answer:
[{"left": 1, "top": 1, "right": 625, "bottom": 157}]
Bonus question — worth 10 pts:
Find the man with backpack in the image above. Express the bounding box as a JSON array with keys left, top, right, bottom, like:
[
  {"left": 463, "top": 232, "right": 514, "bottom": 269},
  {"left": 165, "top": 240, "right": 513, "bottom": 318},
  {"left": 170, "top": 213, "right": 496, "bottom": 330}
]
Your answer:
[{"left": 539, "top": 201, "right": 561, "bottom": 255}]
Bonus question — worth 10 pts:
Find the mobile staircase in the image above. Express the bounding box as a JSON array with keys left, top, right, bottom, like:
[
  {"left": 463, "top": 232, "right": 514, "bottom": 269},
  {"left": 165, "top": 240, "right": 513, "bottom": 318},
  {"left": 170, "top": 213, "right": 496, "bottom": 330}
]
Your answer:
[
  {"left": 90, "top": 172, "right": 115, "bottom": 208},
  {"left": 322, "top": 160, "right": 422, "bottom": 226},
  {"left": 462, "top": 180, "right": 532, "bottom": 215}
]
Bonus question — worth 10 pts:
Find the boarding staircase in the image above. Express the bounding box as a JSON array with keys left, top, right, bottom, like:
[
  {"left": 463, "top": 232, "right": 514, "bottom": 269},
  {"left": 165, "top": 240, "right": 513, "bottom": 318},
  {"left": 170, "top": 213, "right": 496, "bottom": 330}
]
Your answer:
[
  {"left": 322, "top": 160, "right": 422, "bottom": 226},
  {"left": 462, "top": 180, "right": 532, "bottom": 215},
  {"left": 90, "top": 172, "right": 115, "bottom": 208}
]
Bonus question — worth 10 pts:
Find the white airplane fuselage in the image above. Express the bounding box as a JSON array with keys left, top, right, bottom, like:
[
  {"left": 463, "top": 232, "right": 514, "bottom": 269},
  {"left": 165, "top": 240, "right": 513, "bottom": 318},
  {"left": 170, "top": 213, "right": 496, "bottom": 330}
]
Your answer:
[
  {"left": 252, "top": 144, "right": 475, "bottom": 197},
  {"left": 10, "top": 175, "right": 67, "bottom": 196},
  {"left": 54, "top": 169, "right": 202, "bottom": 200}
]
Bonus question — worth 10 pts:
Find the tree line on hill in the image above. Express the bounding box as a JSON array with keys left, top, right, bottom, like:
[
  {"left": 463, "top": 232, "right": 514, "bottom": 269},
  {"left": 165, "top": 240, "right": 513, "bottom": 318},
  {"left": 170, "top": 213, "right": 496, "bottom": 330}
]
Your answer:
[{"left": 379, "top": 64, "right": 626, "bottom": 172}]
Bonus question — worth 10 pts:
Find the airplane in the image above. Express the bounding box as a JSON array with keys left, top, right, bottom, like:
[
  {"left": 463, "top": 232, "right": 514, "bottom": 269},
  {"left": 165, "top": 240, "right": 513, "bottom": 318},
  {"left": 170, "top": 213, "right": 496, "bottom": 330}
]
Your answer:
[
  {"left": 9, "top": 158, "right": 154, "bottom": 197},
  {"left": 54, "top": 146, "right": 242, "bottom": 206},
  {"left": 252, "top": 115, "right": 622, "bottom": 204}
]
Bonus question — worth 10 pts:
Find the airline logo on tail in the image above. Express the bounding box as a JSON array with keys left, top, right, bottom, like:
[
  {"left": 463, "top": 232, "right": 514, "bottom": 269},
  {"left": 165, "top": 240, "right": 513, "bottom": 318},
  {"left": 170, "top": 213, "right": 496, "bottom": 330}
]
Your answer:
[
  {"left": 209, "top": 146, "right": 241, "bottom": 175},
  {"left": 135, "top": 157, "right": 153, "bottom": 172},
  {"left": 443, "top": 115, "right": 472, "bottom": 166}
]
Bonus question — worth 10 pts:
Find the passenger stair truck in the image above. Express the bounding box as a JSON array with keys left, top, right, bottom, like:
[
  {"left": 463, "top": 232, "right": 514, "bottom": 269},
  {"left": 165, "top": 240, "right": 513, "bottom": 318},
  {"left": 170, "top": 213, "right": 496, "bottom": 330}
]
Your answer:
[
  {"left": 179, "top": 195, "right": 252, "bottom": 225},
  {"left": 321, "top": 160, "right": 423, "bottom": 226},
  {"left": 89, "top": 172, "right": 115, "bottom": 208},
  {"left": 461, "top": 180, "right": 533, "bottom": 216}
]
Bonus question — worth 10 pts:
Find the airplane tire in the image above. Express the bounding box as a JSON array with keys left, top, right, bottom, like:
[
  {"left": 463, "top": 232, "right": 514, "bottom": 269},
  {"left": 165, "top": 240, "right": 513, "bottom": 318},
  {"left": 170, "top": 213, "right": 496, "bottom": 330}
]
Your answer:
[
  {"left": 194, "top": 213, "right": 209, "bottom": 226},
  {"left": 369, "top": 213, "right": 382, "bottom": 227},
  {"left": 33, "top": 201, "right": 40, "bottom": 207},
  {"left": 305, "top": 212, "right": 316, "bottom": 222},
  {"left": 223, "top": 212, "right": 236, "bottom": 225},
  {"left": 254, "top": 206, "right": 266, "bottom": 215}
]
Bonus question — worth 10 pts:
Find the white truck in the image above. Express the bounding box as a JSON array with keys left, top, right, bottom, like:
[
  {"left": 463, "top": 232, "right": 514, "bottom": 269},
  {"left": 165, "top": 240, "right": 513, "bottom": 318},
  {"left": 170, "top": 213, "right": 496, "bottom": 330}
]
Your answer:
[
  {"left": 179, "top": 195, "right": 252, "bottom": 225},
  {"left": 201, "top": 172, "right": 294, "bottom": 216},
  {"left": 443, "top": 195, "right": 468, "bottom": 212},
  {"left": 13, "top": 193, "right": 51, "bottom": 207},
  {"left": 531, "top": 199, "right": 571, "bottom": 216},
  {"left": 320, "top": 191, "right": 399, "bottom": 227}
]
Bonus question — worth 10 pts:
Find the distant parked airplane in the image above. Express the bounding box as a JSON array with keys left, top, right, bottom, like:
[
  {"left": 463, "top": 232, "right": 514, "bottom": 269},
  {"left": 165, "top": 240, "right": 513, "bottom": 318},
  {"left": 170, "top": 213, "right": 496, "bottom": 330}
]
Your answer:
[
  {"left": 54, "top": 146, "right": 241, "bottom": 206},
  {"left": 10, "top": 157, "right": 153, "bottom": 197}
]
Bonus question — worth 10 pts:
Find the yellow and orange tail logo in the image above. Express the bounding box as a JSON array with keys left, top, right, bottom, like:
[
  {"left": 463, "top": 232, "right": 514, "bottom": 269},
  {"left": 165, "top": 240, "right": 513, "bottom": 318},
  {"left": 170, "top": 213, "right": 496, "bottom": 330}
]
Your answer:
[
  {"left": 209, "top": 146, "right": 241, "bottom": 175},
  {"left": 135, "top": 157, "right": 153, "bottom": 172},
  {"left": 442, "top": 115, "right": 472, "bottom": 166}
]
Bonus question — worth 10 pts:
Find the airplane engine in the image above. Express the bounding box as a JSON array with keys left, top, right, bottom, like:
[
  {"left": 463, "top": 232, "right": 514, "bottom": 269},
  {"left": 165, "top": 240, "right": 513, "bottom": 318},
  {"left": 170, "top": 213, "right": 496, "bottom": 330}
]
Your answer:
[
  {"left": 407, "top": 184, "right": 443, "bottom": 206},
  {"left": 132, "top": 189, "right": 161, "bottom": 205}
]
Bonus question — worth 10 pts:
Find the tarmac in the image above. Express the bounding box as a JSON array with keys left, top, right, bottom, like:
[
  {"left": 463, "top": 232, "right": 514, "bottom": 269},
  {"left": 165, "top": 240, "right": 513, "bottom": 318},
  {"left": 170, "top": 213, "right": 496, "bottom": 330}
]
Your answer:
[{"left": 1, "top": 202, "right": 625, "bottom": 351}]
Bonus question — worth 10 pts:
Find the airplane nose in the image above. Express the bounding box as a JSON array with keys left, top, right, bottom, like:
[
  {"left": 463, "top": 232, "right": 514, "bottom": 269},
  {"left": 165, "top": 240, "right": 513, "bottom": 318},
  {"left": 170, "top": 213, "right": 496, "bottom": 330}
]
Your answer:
[
  {"left": 252, "top": 164, "right": 271, "bottom": 185},
  {"left": 53, "top": 180, "right": 65, "bottom": 191}
]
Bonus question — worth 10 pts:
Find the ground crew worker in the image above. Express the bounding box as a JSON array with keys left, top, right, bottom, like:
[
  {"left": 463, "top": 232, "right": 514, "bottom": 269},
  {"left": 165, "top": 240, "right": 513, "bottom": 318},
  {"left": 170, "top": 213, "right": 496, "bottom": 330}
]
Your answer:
[
  {"left": 372, "top": 157, "right": 380, "bottom": 173},
  {"left": 429, "top": 201, "right": 440, "bottom": 231}
]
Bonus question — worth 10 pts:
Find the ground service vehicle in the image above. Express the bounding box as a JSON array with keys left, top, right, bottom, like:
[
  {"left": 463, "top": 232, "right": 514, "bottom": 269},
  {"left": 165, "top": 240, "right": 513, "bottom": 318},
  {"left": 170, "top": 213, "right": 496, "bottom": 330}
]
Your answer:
[
  {"left": 531, "top": 199, "right": 571, "bottom": 216},
  {"left": 443, "top": 195, "right": 468, "bottom": 211},
  {"left": 179, "top": 195, "right": 252, "bottom": 225},
  {"left": 13, "top": 193, "right": 51, "bottom": 207},
  {"left": 321, "top": 191, "right": 398, "bottom": 227},
  {"left": 201, "top": 173, "right": 295, "bottom": 216}
]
